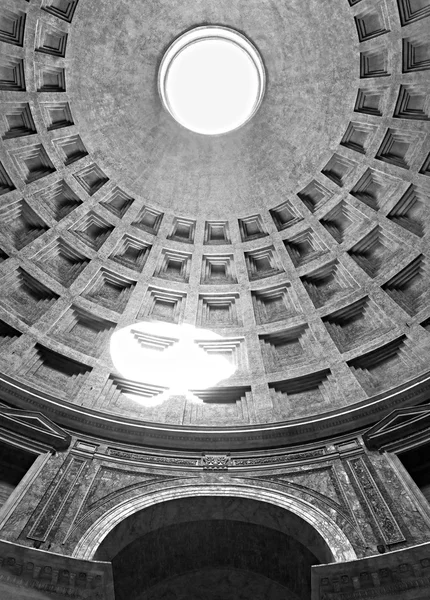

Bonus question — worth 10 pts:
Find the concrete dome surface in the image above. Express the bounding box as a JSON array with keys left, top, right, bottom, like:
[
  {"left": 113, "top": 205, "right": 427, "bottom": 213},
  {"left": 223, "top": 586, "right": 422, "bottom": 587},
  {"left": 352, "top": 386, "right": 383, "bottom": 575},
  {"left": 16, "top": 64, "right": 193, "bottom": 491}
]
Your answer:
[{"left": 0, "top": 0, "right": 429, "bottom": 450}]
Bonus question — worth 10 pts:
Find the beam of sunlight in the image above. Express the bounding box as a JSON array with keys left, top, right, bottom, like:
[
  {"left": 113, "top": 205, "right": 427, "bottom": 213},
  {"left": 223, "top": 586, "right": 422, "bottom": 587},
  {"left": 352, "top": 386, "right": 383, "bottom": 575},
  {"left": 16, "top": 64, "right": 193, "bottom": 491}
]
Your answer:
[{"left": 110, "top": 322, "right": 237, "bottom": 406}]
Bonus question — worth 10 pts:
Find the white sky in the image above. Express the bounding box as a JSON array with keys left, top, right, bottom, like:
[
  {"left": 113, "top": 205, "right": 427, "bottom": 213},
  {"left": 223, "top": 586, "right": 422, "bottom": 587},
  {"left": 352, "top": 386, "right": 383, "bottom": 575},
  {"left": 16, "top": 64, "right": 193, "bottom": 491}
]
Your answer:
[{"left": 165, "top": 38, "right": 260, "bottom": 135}]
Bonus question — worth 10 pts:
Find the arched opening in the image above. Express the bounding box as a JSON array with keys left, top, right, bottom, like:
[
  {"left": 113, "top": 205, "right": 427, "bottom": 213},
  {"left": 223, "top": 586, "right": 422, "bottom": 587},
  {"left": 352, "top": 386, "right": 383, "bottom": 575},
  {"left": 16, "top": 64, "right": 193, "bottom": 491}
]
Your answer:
[
  {"left": 84, "top": 490, "right": 356, "bottom": 600},
  {"left": 109, "top": 517, "right": 316, "bottom": 600}
]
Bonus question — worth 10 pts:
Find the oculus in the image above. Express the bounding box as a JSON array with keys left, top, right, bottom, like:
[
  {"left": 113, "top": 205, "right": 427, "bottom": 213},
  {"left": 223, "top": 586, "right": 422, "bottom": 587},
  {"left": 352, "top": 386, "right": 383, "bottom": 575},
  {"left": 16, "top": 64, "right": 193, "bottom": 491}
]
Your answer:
[{"left": 158, "top": 26, "right": 266, "bottom": 135}]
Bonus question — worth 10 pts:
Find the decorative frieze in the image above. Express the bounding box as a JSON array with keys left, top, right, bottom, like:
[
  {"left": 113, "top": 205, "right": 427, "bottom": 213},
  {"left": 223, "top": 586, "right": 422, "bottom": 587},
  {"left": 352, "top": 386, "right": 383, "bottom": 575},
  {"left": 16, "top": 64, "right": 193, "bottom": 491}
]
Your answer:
[
  {"left": 348, "top": 457, "right": 405, "bottom": 545},
  {"left": 27, "top": 456, "right": 89, "bottom": 543},
  {"left": 233, "top": 449, "right": 325, "bottom": 467},
  {"left": 106, "top": 448, "right": 197, "bottom": 467},
  {"left": 200, "top": 454, "right": 231, "bottom": 470}
]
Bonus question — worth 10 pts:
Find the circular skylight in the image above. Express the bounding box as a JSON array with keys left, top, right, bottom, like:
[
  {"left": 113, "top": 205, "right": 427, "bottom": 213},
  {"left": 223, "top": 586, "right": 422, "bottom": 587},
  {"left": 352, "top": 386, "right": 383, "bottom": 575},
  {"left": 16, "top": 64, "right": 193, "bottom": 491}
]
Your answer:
[{"left": 159, "top": 26, "right": 266, "bottom": 135}]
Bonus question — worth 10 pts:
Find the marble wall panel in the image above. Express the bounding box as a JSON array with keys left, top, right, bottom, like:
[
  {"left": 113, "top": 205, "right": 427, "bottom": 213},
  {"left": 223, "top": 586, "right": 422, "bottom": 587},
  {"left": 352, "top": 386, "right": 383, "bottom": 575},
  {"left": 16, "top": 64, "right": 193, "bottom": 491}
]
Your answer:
[
  {"left": 1, "top": 434, "right": 430, "bottom": 569},
  {"left": 312, "top": 541, "right": 430, "bottom": 600},
  {"left": 0, "top": 538, "right": 114, "bottom": 600}
]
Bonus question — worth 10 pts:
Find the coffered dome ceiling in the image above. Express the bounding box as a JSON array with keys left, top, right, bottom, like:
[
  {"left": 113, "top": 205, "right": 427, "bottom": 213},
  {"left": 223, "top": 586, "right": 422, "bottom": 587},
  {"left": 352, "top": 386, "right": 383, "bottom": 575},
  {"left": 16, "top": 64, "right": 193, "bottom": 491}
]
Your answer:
[{"left": 0, "top": 0, "right": 429, "bottom": 450}]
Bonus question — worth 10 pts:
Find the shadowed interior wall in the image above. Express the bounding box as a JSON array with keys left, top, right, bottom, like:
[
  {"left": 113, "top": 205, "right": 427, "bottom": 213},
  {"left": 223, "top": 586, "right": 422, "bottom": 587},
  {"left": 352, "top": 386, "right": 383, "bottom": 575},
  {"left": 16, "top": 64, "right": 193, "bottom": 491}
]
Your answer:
[
  {"left": 93, "top": 496, "right": 335, "bottom": 565},
  {"left": 0, "top": 442, "right": 35, "bottom": 509},
  {"left": 112, "top": 520, "right": 318, "bottom": 600},
  {"left": 139, "top": 568, "right": 295, "bottom": 600}
]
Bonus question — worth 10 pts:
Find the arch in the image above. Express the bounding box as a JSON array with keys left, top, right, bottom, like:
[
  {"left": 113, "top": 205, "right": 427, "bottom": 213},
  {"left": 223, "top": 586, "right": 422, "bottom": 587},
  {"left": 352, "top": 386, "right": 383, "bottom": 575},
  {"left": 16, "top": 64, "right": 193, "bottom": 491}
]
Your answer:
[{"left": 72, "top": 482, "right": 357, "bottom": 563}]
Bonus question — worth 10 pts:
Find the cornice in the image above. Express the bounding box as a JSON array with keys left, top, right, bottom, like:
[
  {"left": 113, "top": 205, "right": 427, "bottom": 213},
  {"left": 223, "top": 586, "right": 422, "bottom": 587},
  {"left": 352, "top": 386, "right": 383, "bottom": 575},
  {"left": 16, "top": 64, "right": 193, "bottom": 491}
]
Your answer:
[
  {"left": 0, "top": 402, "right": 71, "bottom": 451},
  {"left": 364, "top": 405, "right": 430, "bottom": 452},
  {"left": 0, "top": 370, "right": 429, "bottom": 451}
]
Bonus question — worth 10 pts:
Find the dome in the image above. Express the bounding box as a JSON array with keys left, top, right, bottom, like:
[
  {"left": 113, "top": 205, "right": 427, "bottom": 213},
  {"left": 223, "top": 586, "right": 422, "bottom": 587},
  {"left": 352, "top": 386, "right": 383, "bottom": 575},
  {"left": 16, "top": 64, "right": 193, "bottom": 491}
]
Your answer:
[{"left": 0, "top": 0, "right": 429, "bottom": 451}]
